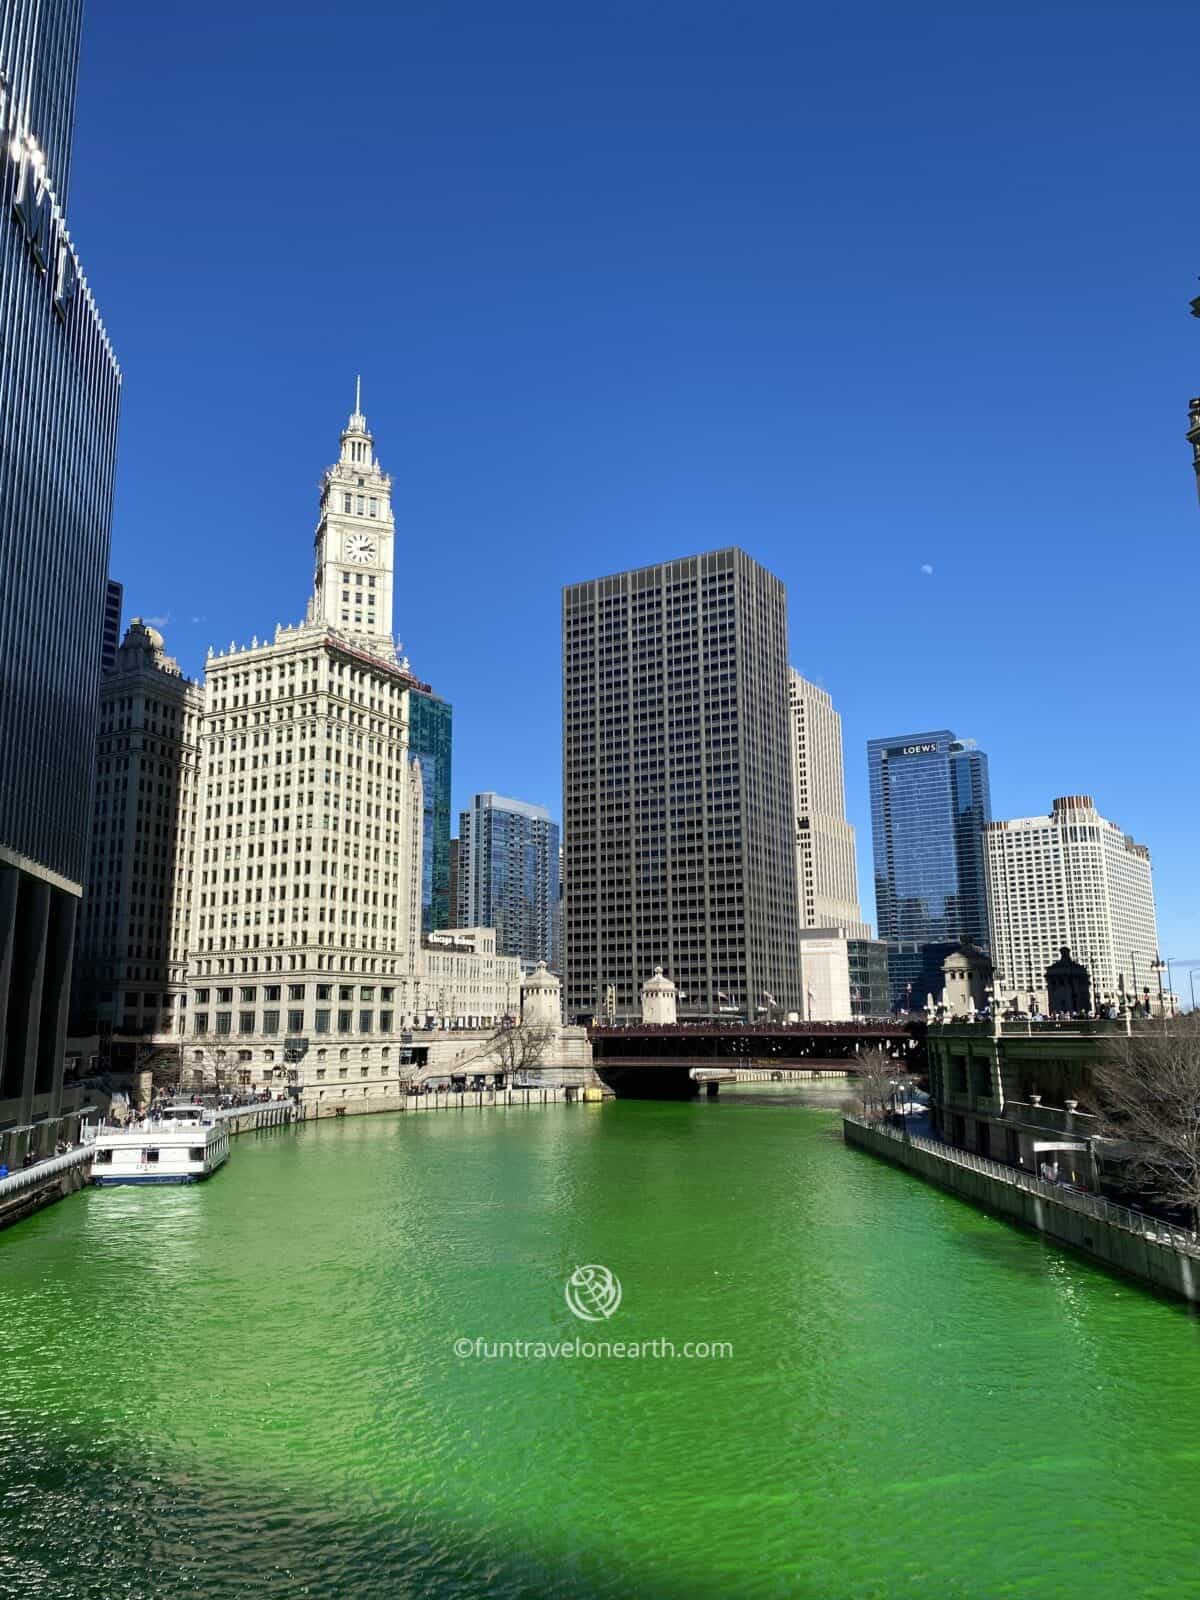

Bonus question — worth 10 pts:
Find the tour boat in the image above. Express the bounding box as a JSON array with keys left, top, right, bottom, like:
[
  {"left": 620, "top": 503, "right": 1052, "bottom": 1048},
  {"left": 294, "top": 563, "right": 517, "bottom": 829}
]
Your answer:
[{"left": 90, "top": 1103, "right": 230, "bottom": 1186}]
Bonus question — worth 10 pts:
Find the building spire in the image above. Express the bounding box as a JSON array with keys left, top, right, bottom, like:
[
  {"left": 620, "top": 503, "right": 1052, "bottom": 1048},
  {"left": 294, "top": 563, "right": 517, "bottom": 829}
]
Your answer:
[{"left": 355, "top": 373, "right": 361, "bottom": 414}]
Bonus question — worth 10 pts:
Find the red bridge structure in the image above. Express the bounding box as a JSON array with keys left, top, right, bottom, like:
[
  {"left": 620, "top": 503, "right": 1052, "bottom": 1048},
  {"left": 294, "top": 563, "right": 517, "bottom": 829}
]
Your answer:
[{"left": 588, "top": 1019, "right": 927, "bottom": 1098}]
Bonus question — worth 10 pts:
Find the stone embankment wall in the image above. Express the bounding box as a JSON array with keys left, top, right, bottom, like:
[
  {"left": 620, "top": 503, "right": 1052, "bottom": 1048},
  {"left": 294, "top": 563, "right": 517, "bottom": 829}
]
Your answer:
[
  {"left": 298, "top": 1083, "right": 603, "bottom": 1121},
  {"left": 844, "top": 1116, "right": 1200, "bottom": 1305},
  {"left": 0, "top": 1156, "right": 91, "bottom": 1232}
]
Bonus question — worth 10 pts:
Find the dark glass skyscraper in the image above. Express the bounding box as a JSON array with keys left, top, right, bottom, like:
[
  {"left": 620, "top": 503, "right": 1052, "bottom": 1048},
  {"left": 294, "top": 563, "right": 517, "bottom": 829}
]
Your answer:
[
  {"left": 867, "top": 731, "right": 991, "bottom": 1010},
  {"left": 407, "top": 689, "right": 452, "bottom": 933},
  {"left": 1, "top": 1, "right": 121, "bottom": 1161}
]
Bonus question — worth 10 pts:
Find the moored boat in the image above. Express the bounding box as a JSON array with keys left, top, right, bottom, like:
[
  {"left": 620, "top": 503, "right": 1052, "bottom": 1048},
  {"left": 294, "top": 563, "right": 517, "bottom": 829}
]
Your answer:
[{"left": 90, "top": 1103, "right": 230, "bottom": 1186}]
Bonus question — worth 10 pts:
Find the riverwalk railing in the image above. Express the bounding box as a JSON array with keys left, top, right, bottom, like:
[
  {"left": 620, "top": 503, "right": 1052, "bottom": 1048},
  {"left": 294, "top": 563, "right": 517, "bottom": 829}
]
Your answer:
[
  {"left": 843, "top": 1114, "right": 1200, "bottom": 1257},
  {"left": 0, "top": 1145, "right": 93, "bottom": 1201}
]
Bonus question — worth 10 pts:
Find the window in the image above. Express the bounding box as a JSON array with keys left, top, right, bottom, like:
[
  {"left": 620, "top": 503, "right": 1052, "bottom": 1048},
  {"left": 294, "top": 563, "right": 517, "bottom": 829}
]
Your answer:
[
  {"left": 379, "top": 1011, "right": 392, "bottom": 1033},
  {"left": 338, "top": 1067, "right": 348, "bottom": 1079},
  {"left": 262, "top": 1010, "right": 280, "bottom": 1035},
  {"left": 264, "top": 985, "right": 281, "bottom": 1002},
  {"left": 195, "top": 988, "right": 210, "bottom": 1004},
  {"left": 360, "top": 986, "right": 374, "bottom": 1001},
  {"left": 359, "top": 1011, "right": 373, "bottom": 1033},
  {"left": 217, "top": 988, "right": 233, "bottom": 1004},
  {"left": 316, "top": 984, "right": 332, "bottom": 1001},
  {"left": 239, "top": 1012, "right": 255, "bottom": 1035},
  {"left": 339, "top": 986, "right": 353, "bottom": 1001},
  {"left": 215, "top": 1012, "right": 232, "bottom": 1035},
  {"left": 343, "top": 493, "right": 352, "bottom": 512},
  {"left": 369, "top": 498, "right": 378, "bottom": 517},
  {"left": 288, "top": 1010, "right": 304, "bottom": 1033},
  {"left": 194, "top": 1013, "right": 209, "bottom": 1035},
  {"left": 337, "top": 1010, "right": 352, "bottom": 1033},
  {"left": 315, "top": 1009, "right": 330, "bottom": 1034},
  {"left": 240, "top": 987, "right": 256, "bottom": 1003},
  {"left": 288, "top": 984, "right": 306, "bottom": 1001}
]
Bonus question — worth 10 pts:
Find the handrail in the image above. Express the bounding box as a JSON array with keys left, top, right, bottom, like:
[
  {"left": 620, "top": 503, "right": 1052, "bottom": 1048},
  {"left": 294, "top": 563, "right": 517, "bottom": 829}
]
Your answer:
[
  {"left": 844, "top": 1114, "right": 1200, "bottom": 1257},
  {"left": 0, "top": 1145, "right": 93, "bottom": 1200}
]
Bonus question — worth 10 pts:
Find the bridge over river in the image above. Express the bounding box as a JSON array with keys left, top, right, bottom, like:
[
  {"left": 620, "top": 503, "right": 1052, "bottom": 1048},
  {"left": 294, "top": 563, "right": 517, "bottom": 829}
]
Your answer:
[{"left": 588, "top": 1019, "right": 927, "bottom": 1098}]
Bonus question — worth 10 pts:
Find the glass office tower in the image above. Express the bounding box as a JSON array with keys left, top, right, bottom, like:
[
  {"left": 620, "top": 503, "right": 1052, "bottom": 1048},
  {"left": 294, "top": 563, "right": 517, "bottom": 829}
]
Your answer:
[
  {"left": 407, "top": 689, "right": 453, "bottom": 933},
  {"left": 0, "top": 1, "right": 122, "bottom": 1162},
  {"left": 457, "top": 793, "right": 560, "bottom": 969},
  {"left": 867, "top": 731, "right": 991, "bottom": 1011}
]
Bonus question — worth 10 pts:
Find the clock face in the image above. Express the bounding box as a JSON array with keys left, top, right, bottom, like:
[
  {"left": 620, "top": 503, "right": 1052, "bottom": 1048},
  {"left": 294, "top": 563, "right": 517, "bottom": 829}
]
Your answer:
[{"left": 344, "top": 532, "right": 377, "bottom": 565}]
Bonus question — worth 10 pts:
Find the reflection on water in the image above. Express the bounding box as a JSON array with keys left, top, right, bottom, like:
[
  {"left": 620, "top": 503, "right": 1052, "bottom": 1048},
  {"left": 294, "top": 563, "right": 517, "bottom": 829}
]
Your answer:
[{"left": 2, "top": 1099, "right": 1199, "bottom": 1599}]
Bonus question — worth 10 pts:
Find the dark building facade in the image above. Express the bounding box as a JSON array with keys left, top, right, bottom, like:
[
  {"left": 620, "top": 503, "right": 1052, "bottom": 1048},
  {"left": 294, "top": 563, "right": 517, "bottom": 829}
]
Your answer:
[
  {"left": 407, "top": 688, "right": 452, "bottom": 933},
  {"left": 563, "top": 547, "right": 801, "bottom": 1021},
  {"left": 457, "top": 792, "right": 560, "bottom": 970},
  {"left": 0, "top": 2, "right": 121, "bottom": 1162},
  {"left": 867, "top": 730, "right": 991, "bottom": 1012}
]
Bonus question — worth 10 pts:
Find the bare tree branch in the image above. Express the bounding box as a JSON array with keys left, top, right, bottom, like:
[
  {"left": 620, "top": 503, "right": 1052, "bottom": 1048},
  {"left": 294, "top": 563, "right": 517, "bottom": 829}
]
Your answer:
[
  {"left": 856, "top": 1047, "right": 894, "bottom": 1121},
  {"left": 1092, "top": 1016, "right": 1200, "bottom": 1224}
]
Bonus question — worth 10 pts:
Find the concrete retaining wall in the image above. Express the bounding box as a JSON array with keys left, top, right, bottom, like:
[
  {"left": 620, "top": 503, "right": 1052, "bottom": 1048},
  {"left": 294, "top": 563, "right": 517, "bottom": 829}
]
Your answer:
[
  {"left": 0, "top": 1158, "right": 91, "bottom": 1232},
  {"left": 844, "top": 1117, "right": 1200, "bottom": 1304}
]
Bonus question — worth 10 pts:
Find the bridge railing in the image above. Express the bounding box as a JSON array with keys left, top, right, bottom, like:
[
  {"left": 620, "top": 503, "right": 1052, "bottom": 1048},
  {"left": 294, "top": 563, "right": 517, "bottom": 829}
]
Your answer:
[{"left": 844, "top": 1114, "right": 1200, "bottom": 1257}]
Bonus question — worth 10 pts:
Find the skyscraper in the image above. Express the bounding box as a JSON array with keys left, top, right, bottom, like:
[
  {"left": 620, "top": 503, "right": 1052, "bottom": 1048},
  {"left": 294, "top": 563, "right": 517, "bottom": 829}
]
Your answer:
[
  {"left": 407, "top": 688, "right": 453, "bottom": 933},
  {"left": 1, "top": 2, "right": 121, "bottom": 1163},
  {"left": 985, "top": 795, "right": 1159, "bottom": 1011},
  {"left": 867, "top": 730, "right": 991, "bottom": 1010},
  {"left": 77, "top": 621, "right": 203, "bottom": 1045},
  {"left": 177, "top": 395, "right": 519, "bottom": 1105},
  {"left": 563, "top": 547, "right": 800, "bottom": 1021},
  {"left": 457, "top": 793, "right": 560, "bottom": 969},
  {"left": 788, "top": 670, "right": 868, "bottom": 936}
]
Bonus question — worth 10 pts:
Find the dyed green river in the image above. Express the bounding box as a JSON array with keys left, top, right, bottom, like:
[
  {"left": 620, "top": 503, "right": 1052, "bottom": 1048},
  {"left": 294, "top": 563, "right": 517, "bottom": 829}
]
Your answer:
[{"left": 2, "top": 1085, "right": 1199, "bottom": 1599}]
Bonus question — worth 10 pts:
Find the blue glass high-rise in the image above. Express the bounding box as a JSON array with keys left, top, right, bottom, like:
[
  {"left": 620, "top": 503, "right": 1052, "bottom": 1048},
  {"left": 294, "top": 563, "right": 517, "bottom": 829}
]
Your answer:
[
  {"left": 407, "top": 689, "right": 453, "bottom": 933},
  {"left": 867, "top": 731, "right": 991, "bottom": 1010}
]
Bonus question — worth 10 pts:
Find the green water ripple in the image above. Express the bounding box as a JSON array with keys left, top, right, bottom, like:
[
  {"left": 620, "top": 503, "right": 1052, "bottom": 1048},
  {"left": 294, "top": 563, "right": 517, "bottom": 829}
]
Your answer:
[{"left": 2, "top": 1092, "right": 1199, "bottom": 1598}]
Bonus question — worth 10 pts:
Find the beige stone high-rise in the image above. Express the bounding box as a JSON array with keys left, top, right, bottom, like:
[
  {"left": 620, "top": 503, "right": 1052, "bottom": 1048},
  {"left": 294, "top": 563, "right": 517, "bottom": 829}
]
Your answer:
[
  {"left": 984, "top": 795, "right": 1159, "bottom": 1010},
  {"left": 787, "top": 670, "right": 868, "bottom": 938},
  {"left": 176, "top": 395, "right": 519, "bottom": 1096}
]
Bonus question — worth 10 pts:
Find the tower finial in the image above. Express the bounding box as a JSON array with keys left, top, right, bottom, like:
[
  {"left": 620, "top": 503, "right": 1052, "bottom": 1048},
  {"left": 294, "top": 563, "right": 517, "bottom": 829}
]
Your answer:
[{"left": 355, "top": 374, "right": 361, "bottom": 415}]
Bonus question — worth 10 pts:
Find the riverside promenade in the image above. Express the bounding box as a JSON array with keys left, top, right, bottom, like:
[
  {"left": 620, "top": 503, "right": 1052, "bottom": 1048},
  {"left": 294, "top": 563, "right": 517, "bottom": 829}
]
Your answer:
[{"left": 844, "top": 1114, "right": 1200, "bottom": 1304}]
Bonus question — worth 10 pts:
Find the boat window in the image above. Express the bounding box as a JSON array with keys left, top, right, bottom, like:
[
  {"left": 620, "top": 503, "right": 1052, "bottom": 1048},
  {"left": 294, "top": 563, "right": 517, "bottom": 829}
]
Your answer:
[
  {"left": 189, "top": 1147, "right": 204, "bottom": 1161},
  {"left": 94, "top": 1149, "right": 112, "bottom": 1164},
  {"left": 144, "top": 1149, "right": 160, "bottom": 1163}
]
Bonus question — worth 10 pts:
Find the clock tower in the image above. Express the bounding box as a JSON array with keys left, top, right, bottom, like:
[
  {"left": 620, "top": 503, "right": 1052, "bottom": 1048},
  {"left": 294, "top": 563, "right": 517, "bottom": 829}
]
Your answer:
[{"left": 308, "top": 380, "right": 396, "bottom": 661}]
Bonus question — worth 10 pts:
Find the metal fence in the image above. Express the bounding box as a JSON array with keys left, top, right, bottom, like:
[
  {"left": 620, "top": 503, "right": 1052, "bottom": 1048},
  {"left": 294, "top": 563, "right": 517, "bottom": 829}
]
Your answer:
[
  {"left": 0, "top": 1145, "right": 93, "bottom": 1201},
  {"left": 844, "top": 1114, "right": 1200, "bottom": 1257}
]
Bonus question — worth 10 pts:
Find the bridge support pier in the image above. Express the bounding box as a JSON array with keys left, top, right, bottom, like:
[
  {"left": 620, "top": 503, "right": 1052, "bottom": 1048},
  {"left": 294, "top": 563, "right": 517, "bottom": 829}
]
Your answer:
[{"left": 705, "top": 1080, "right": 719, "bottom": 1099}]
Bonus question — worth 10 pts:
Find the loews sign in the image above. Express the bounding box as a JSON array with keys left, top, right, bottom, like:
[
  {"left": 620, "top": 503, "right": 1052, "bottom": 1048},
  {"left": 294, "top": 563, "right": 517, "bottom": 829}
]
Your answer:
[
  {"left": 2, "top": 72, "right": 80, "bottom": 320},
  {"left": 889, "top": 742, "right": 939, "bottom": 758}
]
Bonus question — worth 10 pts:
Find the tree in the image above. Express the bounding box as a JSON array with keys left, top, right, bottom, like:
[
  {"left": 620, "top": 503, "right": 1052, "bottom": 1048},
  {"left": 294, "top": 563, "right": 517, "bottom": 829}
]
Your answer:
[
  {"left": 487, "top": 1021, "right": 556, "bottom": 1078},
  {"left": 1091, "top": 1015, "right": 1200, "bottom": 1226},
  {"left": 855, "top": 1047, "right": 895, "bottom": 1121}
]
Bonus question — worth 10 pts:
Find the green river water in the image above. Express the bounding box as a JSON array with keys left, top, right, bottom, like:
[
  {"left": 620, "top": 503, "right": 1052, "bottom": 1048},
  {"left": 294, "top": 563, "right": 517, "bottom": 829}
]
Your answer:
[{"left": 2, "top": 1084, "right": 1199, "bottom": 1600}]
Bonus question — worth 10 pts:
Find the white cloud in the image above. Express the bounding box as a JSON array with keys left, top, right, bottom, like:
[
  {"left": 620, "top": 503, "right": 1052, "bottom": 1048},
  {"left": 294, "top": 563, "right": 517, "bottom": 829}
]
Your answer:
[
  {"left": 189, "top": 615, "right": 207, "bottom": 624},
  {"left": 143, "top": 611, "right": 171, "bottom": 626},
  {"left": 920, "top": 563, "right": 934, "bottom": 577}
]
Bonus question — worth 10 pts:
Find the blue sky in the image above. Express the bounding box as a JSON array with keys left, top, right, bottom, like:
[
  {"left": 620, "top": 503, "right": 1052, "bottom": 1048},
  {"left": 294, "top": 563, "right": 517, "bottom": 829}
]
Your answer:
[{"left": 70, "top": 1, "right": 1198, "bottom": 975}]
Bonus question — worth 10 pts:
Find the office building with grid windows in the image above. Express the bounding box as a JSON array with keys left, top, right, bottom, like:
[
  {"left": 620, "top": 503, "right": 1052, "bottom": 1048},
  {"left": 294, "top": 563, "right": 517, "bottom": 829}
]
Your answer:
[
  {"left": 984, "top": 795, "right": 1159, "bottom": 1012},
  {"left": 563, "top": 547, "right": 800, "bottom": 1022},
  {"left": 0, "top": 1, "right": 121, "bottom": 1163}
]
